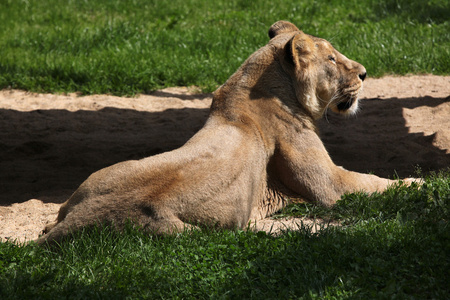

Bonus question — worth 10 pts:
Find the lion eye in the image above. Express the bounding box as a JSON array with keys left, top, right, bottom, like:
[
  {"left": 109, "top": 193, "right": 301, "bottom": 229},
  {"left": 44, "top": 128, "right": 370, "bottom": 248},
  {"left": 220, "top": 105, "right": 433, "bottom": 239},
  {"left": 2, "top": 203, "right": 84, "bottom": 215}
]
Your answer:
[{"left": 328, "top": 55, "right": 336, "bottom": 63}]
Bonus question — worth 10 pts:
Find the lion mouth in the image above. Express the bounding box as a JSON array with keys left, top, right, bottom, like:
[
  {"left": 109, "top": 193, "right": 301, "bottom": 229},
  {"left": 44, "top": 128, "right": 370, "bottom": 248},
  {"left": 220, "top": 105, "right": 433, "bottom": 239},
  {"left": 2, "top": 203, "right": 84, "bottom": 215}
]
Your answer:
[
  {"left": 333, "top": 84, "right": 361, "bottom": 114},
  {"left": 332, "top": 92, "right": 359, "bottom": 115},
  {"left": 336, "top": 99, "right": 354, "bottom": 111}
]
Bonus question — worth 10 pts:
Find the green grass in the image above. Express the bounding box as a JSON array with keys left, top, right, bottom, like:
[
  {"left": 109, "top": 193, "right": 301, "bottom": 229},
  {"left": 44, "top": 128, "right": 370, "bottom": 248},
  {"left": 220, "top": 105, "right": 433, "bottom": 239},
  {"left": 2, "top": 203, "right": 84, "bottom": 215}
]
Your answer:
[
  {"left": 1, "top": 170, "right": 448, "bottom": 299},
  {"left": 1, "top": 1, "right": 449, "bottom": 298},
  {"left": 0, "top": 0, "right": 449, "bottom": 95}
]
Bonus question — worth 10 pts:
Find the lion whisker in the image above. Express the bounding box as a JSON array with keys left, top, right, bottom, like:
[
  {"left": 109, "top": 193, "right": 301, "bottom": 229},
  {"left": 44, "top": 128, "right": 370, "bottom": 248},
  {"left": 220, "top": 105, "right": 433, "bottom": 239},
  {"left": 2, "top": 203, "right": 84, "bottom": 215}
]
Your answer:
[{"left": 318, "top": 88, "right": 343, "bottom": 122}]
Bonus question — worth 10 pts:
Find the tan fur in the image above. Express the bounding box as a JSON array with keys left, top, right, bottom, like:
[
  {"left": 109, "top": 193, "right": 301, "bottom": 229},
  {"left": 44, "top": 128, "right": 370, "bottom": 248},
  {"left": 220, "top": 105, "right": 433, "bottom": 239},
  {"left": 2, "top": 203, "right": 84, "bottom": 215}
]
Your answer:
[{"left": 37, "top": 21, "right": 411, "bottom": 244}]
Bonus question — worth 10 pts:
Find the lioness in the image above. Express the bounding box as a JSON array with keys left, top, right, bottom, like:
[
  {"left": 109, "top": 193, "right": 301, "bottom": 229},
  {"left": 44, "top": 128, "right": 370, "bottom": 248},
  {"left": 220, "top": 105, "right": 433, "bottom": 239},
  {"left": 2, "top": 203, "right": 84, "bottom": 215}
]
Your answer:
[{"left": 37, "top": 21, "right": 410, "bottom": 244}]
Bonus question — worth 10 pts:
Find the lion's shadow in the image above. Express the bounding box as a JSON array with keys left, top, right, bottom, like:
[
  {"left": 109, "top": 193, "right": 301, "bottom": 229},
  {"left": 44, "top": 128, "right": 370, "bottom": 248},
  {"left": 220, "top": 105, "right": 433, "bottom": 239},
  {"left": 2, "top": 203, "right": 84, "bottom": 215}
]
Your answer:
[{"left": 0, "top": 96, "right": 448, "bottom": 205}]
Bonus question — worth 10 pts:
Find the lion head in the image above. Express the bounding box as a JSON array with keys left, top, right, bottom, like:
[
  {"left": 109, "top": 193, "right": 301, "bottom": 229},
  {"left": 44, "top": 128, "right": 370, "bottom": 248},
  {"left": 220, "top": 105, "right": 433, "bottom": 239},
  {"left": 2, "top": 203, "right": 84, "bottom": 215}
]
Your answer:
[
  {"left": 268, "top": 21, "right": 367, "bottom": 119},
  {"left": 213, "top": 21, "right": 367, "bottom": 122}
]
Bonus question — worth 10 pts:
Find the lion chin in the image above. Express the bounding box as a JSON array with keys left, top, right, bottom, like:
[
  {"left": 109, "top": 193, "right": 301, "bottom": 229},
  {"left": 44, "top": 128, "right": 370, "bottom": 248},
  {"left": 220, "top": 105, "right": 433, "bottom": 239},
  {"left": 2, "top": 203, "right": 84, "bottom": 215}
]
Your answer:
[
  {"left": 36, "top": 20, "right": 417, "bottom": 245},
  {"left": 333, "top": 97, "right": 360, "bottom": 115}
]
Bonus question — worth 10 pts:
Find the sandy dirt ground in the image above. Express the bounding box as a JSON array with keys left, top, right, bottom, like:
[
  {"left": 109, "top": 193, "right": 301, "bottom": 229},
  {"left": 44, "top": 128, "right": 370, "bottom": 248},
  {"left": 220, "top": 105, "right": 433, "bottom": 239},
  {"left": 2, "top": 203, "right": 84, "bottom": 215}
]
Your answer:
[{"left": 1, "top": 75, "right": 449, "bottom": 243}]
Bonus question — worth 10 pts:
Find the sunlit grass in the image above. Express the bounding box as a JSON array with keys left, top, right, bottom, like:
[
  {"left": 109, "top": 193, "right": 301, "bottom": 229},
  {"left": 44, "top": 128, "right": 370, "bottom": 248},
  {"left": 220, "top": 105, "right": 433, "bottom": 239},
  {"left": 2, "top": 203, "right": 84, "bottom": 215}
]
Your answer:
[
  {"left": 1, "top": 170, "right": 448, "bottom": 299},
  {"left": 0, "top": 0, "right": 448, "bottom": 95},
  {"left": 1, "top": 1, "right": 449, "bottom": 298}
]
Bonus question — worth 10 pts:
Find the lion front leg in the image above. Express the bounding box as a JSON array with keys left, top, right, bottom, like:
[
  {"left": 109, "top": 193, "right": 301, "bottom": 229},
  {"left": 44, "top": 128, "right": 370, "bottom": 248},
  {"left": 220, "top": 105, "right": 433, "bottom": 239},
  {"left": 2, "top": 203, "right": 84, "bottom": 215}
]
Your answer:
[{"left": 272, "top": 130, "right": 397, "bottom": 206}]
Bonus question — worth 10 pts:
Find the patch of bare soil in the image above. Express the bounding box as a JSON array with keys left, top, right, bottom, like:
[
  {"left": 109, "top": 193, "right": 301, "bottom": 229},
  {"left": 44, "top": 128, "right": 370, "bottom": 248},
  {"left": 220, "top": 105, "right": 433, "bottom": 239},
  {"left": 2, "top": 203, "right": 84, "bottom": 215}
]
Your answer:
[{"left": 1, "top": 75, "right": 449, "bottom": 242}]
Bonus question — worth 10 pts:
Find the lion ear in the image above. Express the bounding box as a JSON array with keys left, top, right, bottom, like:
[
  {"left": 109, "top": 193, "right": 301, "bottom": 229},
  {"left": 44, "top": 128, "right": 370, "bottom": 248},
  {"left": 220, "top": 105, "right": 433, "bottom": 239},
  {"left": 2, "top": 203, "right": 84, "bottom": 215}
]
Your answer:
[
  {"left": 285, "top": 32, "right": 312, "bottom": 68},
  {"left": 268, "top": 20, "right": 299, "bottom": 39}
]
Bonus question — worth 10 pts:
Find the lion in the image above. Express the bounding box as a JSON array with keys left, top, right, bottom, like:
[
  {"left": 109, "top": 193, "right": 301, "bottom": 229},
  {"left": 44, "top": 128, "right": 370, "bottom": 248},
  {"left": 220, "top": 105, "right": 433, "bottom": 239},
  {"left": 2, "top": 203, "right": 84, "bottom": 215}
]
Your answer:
[{"left": 36, "top": 20, "right": 413, "bottom": 245}]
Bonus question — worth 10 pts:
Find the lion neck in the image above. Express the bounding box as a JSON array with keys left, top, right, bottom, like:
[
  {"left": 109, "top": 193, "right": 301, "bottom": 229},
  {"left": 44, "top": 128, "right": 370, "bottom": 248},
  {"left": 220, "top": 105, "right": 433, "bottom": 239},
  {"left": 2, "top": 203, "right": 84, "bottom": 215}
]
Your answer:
[{"left": 209, "top": 63, "right": 318, "bottom": 153}]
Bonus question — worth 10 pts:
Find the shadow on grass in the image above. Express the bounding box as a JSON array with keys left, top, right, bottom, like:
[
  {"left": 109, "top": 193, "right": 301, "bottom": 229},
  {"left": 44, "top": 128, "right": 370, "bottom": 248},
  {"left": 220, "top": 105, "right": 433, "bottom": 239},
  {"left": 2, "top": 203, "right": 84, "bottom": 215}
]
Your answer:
[
  {"left": 371, "top": 0, "right": 449, "bottom": 24},
  {"left": 2, "top": 216, "right": 447, "bottom": 299}
]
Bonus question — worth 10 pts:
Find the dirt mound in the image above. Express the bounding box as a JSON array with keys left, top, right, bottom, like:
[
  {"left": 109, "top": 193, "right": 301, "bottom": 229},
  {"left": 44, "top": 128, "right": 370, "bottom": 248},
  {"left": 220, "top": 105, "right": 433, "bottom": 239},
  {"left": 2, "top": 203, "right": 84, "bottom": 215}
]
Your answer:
[{"left": 1, "top": 75, "right": 449, "bottom": 242}]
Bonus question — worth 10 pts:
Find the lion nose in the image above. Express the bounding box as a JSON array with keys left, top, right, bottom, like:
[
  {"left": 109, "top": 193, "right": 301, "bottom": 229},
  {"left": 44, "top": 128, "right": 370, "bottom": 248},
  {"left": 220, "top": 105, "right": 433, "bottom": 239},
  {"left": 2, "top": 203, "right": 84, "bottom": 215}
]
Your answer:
[
  {"left": 358, "top": 72, "right": 367, "bottom": 81},
  {"left": 359, "top": 72, "right": 367, "bottom": 81}
]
